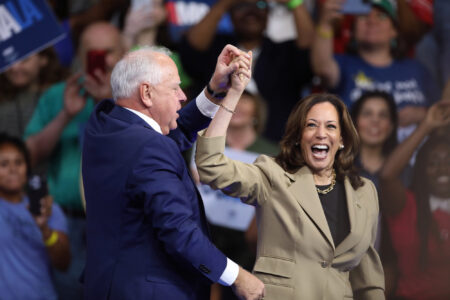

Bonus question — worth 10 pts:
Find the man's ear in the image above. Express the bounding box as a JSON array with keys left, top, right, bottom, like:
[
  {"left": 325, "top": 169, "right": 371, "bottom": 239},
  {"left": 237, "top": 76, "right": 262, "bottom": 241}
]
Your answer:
[{"left": 140, "top": 82, "right": 153, "bottom": 107}]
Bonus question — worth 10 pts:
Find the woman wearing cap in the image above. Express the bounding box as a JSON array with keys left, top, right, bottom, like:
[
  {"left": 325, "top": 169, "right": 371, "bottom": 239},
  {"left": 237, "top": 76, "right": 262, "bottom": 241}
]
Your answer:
[
  {"left": 196, "top": 58, "right": 385, "bottom": 298},
  {"left": 311, "top": 0, "right": 437, "bottom": 140}
]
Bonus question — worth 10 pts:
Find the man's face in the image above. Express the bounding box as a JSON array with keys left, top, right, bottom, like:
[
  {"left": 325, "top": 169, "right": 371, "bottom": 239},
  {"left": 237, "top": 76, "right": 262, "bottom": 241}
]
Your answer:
[
  {"left": 79, "top": 26, "right": 125, "bottom": 77},
  {"left": 148, "top": 56, "right": 187, "bottom": 135},
  {"left": 230, "top": 0, "right": 268, "bottom": 40}
]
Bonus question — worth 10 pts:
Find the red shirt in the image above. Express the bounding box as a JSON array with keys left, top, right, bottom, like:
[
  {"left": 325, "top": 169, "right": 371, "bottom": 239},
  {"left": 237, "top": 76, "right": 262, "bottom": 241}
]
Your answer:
[{"left": 387, "top": 191, "right": 450, "bottom": 299}]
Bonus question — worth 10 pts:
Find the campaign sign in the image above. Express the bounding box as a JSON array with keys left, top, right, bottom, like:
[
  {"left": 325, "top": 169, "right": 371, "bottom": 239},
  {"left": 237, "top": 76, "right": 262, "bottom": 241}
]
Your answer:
[
  {"left": 0, "top": 0, "right": 65, "bottom": 72},
  {"left": 196, "top": 147, "right": 258, "bottom": 231}
]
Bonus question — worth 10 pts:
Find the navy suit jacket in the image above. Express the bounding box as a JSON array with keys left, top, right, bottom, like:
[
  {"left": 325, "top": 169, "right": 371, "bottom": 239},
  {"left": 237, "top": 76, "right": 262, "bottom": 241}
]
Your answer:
[{"left": 82, "top": 99, "right": 227, "bottom": 300}]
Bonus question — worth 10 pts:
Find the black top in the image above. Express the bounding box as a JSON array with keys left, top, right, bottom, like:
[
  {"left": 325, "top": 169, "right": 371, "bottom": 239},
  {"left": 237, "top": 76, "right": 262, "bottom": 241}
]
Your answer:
[
  {"left": 317, "top": 181, "right": 350, "bottom": 247},
  {"left": 179, "top": 34, "right": 313, "bottom": 142}
]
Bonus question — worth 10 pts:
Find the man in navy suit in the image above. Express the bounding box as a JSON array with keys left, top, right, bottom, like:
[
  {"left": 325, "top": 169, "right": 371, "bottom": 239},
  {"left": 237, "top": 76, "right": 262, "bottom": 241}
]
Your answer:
[{"left": 81, "top": 45, "right": 264, "bottom": 300}]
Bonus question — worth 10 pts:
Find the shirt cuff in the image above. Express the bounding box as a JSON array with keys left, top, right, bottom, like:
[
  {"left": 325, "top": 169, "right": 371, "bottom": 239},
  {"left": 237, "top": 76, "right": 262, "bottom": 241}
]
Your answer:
[
  {"left": 218, "top": 258, "right": 239, "bottom": 286},
  {"left": 195, "top": 89, "right": 219, "bottom": 118}
]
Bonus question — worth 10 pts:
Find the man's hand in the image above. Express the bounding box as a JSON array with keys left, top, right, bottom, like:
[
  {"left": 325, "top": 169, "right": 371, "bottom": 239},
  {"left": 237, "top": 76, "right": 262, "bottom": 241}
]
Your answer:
[
  {"left": 232, "top": 267, "right": 265, "bottom": 300},
  {"left": 319, "top": 0, "right": 345, "bottom": 26},
  {"left": 210, "top": 44, "right": 250, "bottom": 92},
  {"left": 84, "top": 69, "right": 113, "bottom": 102}
]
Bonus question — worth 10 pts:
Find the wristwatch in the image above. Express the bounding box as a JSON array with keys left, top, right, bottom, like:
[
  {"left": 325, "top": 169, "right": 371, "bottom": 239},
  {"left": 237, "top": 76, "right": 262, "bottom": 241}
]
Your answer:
[{"left": 206, "top": 83, "right": 227, "bottom": 100}]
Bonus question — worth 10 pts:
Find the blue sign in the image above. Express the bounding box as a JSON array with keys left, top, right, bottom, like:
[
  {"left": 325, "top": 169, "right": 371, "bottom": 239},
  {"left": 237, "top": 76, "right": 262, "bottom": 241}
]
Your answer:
[
  {"left": 166, "top": 0, "right": 233, "bottom": 42},
  {"left": 0, "top": 0, "right": 65, "bottom": 72}
]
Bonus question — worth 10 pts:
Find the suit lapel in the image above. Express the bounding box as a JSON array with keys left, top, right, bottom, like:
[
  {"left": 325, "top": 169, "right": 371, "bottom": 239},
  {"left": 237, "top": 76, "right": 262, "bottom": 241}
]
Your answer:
[
  {"left": 287, "top": 166, "right": 335, "bottom": 250},
  {"left": 335, "top": 178, "right": 368, "bottom": 257}
]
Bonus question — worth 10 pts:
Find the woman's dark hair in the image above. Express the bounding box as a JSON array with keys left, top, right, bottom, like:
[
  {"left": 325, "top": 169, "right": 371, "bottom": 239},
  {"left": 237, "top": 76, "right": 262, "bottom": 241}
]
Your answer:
[
  {"left": 351, "top": 90, "right": 398, "bottom": 155},
  {"left": 275, "top": 93, "right": 363, "bottom": 189},
  {"left": 0, "top": 132, "right": 31, "bottom": 177},
  {"left": 0, "top": 47, "right": 68, "bottom": 100},
  {"left": 410, "top": 134, "right": 450, "bottom": 268},
  {"left": 346, "top": 6, "right": 407, "bottom": 59}
]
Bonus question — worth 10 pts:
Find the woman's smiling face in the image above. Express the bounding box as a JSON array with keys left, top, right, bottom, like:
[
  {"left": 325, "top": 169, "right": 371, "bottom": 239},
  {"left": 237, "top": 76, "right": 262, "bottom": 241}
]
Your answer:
[{"left": 300, "top": 102, "right": 343, "bottom": 174}]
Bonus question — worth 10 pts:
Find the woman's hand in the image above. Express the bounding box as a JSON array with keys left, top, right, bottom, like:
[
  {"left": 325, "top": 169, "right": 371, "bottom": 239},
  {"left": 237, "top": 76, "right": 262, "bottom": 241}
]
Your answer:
[
  {"left": 422, "top": 101, "right": 450, "bottom": 133},
  {"left": 229, "top": 51, "right": 252, "bottom": 94},
  {"left": 209, "top": 45, "right": 251, "bottom": 93}
]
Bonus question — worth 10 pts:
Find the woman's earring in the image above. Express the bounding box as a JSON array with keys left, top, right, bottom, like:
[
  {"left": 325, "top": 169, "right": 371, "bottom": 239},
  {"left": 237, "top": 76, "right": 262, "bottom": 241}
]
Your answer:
[{"left": 339, "top": 144, "right": 344, "bottom": 150}]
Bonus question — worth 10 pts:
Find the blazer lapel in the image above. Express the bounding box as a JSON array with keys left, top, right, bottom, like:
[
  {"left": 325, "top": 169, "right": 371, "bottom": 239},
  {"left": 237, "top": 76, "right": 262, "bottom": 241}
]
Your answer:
[
  {"left": 287, "top": 166, "right": 335, "bottom": 250},
  {"left": 335, "top": 178, "right": 368, "bottom": 257}
]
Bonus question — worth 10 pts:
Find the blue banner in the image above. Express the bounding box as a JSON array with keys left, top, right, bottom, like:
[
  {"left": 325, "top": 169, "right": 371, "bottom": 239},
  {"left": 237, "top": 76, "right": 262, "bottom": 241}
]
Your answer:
[
  {"left": 165, "top": 0, "right": 233, "bottom": 42},
  {"left": 0, "top": 0, "right": 65, "bottom": 72}
]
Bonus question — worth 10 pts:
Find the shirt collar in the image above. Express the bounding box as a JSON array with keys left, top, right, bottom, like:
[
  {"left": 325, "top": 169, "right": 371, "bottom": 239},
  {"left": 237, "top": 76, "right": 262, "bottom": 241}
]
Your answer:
[{"left": 124, "top": 107, "right": 162, "bottom": 134}]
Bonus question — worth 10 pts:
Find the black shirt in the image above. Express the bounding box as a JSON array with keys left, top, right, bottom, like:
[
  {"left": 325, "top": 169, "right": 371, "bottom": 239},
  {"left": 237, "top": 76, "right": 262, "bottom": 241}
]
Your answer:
[{"left": 317, "top": 181, "right": 350, "bottom": 247}]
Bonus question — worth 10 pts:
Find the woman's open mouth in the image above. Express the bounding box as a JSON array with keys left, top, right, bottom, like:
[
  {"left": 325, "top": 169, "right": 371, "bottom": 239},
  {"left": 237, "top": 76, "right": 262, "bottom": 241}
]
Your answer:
[{"left": 311, "top": 144, "right": 329, "bottom": 159}]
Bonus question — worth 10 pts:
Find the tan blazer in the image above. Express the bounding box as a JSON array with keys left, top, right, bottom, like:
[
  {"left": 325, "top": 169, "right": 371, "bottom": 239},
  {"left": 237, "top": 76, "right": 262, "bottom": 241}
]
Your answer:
[{"left": 196, "top": 135, "right": 385, "bottom": 300}]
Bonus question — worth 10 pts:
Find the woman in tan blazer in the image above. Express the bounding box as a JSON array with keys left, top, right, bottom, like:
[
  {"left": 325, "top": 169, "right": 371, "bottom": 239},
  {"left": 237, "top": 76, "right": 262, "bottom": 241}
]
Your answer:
[{"left": 196, "top": 61, "right": 385, "bottom": 299}]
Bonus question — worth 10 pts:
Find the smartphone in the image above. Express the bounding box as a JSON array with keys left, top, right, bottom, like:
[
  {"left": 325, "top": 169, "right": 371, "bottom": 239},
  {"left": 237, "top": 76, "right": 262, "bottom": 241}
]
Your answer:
[
  {"left": 341, "top": 0, "right": 371, "bottom": 15},
  {"left": 86, "top": 49, "right": 106, "bottom": 78},
  {"left": 27, "top": 175, "right": 48, "bottom": 216}
]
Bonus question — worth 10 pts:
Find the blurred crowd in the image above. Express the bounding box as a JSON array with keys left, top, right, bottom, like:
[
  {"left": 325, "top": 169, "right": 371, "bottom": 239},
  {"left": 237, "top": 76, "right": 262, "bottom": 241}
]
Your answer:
[{"left": 0, "top": 0, "right": 449, "bottom": 299}]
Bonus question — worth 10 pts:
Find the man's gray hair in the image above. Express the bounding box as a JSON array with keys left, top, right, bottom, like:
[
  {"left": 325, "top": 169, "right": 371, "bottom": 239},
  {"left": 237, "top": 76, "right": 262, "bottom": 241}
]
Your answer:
[{"left": 110, "top": 46, "right": 172, "bottom": 100}]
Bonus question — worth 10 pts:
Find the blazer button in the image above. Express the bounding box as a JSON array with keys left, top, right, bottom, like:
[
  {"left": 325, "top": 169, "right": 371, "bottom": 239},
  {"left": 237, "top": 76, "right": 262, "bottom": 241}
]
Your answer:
[{"left": 320, "top": 261, "right": 329, "bottom": 268}]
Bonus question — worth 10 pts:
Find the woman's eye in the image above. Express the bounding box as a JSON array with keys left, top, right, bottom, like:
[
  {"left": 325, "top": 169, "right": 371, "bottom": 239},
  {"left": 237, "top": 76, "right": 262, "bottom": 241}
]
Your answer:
[
  {"left": 327, "top": 124, "right": 336, "bottom": 129},
  {"left": 306, "top": 123, "right": 316, "bottom": 127}
]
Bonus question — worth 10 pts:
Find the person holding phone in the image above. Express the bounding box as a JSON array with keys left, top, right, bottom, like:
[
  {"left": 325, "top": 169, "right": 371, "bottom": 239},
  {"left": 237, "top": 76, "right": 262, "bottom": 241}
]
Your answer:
[
  {"left": 0, "top": 132, "right": 70, "bottom": 300},
  {"left": 24, "top": 22, "right": 127, "bottom": 300},
  {"left": 311, "top": 0, "right": 437, "bottom": 140}
]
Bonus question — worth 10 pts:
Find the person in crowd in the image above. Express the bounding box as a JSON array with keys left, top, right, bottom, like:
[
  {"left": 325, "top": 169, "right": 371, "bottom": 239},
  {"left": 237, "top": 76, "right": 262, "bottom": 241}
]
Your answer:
[
  {"left": 225, "top": 91, "right": 279, "bottom": 155},
  {"left": 121, "top": 0, "right": 168, "bottom": 49},
  {"left": 350, "top": 90, "right": 400, "bottom": 296},
  {"left": 48, "top": 0, "right": 130, "bottom": 67},
  {"left": 179, "top": 0, "right": 314, "bottom": 142},
  {"left": 23, "top": 22, "right": 126, "bottom": 300},
  {"left": 351, "top": 90, "right": 398, "bottom": 190},
  {"left": 121, "top": 0, "right": 194, "bottom": 94},
  {"left": 81, "top": 45, "right": 264, "bottom": 300},
  {"left": 0, "top": 48, "right": 68, "bottom": 137},
  {"left": 0, "top": 132, "right": 70, "bottom": 299},
  {"left": 196, "top": 74, "right": 385, "bottom": 298},
  {"left": 379, "top": 101, "right": 450, "bottom": 300},
  {"left": 312, "top": 0, "right": 437, "bottom": 139}
]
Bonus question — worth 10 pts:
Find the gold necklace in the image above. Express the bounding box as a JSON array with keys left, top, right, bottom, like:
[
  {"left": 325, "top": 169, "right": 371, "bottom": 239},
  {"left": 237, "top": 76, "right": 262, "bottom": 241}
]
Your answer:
[{"left": 316, "top": 169, "right": 336, "bottom": 195}]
